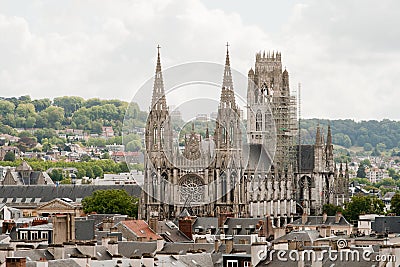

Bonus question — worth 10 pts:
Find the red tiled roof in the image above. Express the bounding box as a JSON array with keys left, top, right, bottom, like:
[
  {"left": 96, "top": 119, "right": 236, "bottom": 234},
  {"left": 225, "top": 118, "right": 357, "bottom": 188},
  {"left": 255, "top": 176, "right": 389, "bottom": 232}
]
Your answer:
[{"left": 122, "top": 220, "right": 161, "bottom": 241}]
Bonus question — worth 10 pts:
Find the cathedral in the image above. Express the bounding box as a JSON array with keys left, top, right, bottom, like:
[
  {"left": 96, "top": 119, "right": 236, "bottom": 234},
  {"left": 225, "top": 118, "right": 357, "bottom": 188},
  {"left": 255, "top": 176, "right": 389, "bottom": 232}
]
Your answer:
[{"left": 139, "top": 45, "right": 349, "bottom": 225}]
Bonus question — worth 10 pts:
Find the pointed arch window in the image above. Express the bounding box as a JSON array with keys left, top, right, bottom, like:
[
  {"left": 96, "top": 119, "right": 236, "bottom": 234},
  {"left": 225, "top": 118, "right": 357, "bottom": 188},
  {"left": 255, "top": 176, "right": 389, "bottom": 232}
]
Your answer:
[
  {"left": 222, "top": 127, "right": 227, "bottom": 144},
  {"left": 229, "top": 122, "right": 234, "bottom": 145},
  {"left": 160, "top": 124, "right": 165, "bottom": 148},
  {"left": 153, "top": 126, "right": 158, "bottom": 146},
  {"left": 256, "top": 110, "right": 262, "bottom": 131}
]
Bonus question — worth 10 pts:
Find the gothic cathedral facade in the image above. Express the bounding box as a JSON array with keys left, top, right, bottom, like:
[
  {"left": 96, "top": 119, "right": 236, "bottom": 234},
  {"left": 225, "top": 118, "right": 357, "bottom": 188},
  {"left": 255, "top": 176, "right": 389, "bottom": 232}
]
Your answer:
[{"left": 139, "top": 46, "right": 349, "bottom": 224}]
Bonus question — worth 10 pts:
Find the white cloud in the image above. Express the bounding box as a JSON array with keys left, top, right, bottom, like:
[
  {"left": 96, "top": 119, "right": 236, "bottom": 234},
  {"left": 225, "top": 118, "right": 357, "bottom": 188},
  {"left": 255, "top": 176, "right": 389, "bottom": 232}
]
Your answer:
[{"left": 0, "top": 0, "right": 398, "bottom": 120}]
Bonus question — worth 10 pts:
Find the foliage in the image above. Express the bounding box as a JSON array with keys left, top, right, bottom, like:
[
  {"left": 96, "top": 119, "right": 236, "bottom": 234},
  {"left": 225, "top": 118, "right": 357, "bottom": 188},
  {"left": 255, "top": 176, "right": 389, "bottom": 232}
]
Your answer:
[
  {"left": 49, "top": 169, "right": 63, "bottom": 181},
  {"left": 322, "top": 204, "right": 343, "bottom": 216},
  {"left": 390, "top": 193, "right": 400, "bottom": 215},
  {"left": 4, "top": 151, "right": 15, "bottom": 162},
  {"left": 82, "top": 189, "right": 138, "bottom": 217},
  {"left": 343, "top": 195, "right": 384, "bottom": 222},
  {"left": 300, "top": 119, "right": 400, "bottom": 150}
]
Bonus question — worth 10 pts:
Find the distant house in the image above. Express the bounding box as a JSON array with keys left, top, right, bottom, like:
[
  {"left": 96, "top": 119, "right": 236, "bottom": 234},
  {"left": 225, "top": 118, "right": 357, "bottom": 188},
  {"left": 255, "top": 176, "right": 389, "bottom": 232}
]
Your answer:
[
  {"left": 112, "top": 151, "right": 144, "bottom": 164},
  {"left": 0, "top": 204, "right": 22, "bottom": 227},
  {"left": 115, "top": 220, "right": 162, "bottom": 242},
  {"left": 288, "top": 212, "right": 353, "bottom": 236},
  {"left": 1, "top": 161, "right": 54, "bottom": 185},
  {"left": 102, "top": 126, "right": 114, "bottom": 138}
]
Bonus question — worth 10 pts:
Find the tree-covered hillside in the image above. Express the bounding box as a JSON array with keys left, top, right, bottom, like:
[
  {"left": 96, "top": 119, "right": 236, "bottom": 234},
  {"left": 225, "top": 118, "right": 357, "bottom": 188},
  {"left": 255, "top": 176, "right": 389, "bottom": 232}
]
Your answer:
[
  {"left": 300, "top": 119, "right": 400, "bottom": 150},
  {"left": 1, "top": 95, "right": 400, "bottom": 153}
]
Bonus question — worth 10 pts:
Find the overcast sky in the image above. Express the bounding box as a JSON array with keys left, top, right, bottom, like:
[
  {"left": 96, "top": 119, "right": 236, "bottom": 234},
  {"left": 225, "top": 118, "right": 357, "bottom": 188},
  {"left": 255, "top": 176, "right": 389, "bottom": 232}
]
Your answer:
[{"left": 0, "top": 0, "right": 399, "bottom": 120}]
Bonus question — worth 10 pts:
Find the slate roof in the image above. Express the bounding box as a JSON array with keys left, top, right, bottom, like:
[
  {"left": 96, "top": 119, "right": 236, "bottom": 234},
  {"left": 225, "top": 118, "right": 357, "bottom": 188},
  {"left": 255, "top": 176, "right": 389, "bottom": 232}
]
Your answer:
[
  {"left": 297, "top": 145, "right": 315, "bottom": 172},
  {"left": 14, "top": 249, "right": 55, "bottom": 261},
  {"left": 219, "top": 217, "right": 263, "bottom": 235},
  {"left": 16, "top": 161, "right": 33, "bottom": 171},
  {"left": 290, "top": 215, "right": 351, "bottom": 226},
  {"left": 161, "top": 242, "right": 214, "bottom": 254},
  {"left": 372, "top": 216, "right": 400, "bottom": 233},
  {"left": 0, "top": 185, "right": 141, "bottom": 204},
  {"left": 157, "top": 221, "right": 192, "bottom": 242},
  {"left": 245, "top": 144, "right": 272, "bottom": 171},
  {"left": 177, "top": 253, "right": 214, "bottom": 267},
  {"left": 118, "top": 241, "right": 157, "bottom": 257},
  {"left": 192, "top": 217, "right": 218, "bottom": 234},
  {"left": 273, "top": 230, "right": 320, "bottom": 243},
  {"left": 48, "top": 259, "right": 81, "bottom": 267}
]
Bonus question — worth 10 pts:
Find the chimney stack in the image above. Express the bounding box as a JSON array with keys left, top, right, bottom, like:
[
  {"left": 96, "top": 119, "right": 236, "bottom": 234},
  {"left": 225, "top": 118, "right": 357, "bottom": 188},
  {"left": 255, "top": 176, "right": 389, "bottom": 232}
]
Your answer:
[{"left": 301, "top": 213, "right": 308, "bottom": 225}]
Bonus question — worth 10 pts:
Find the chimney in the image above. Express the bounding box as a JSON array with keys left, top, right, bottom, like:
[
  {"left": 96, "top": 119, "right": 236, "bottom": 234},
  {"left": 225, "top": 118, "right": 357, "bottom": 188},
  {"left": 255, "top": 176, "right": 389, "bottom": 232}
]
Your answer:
[
  {"left": 322, "top": 213, "right": 328, "bottom": 224},
  {"left": 266, "top": 215, "right": 274, "bottom": 238},
  {"left": 48, "top": 244, "right": 65, "bottom": 259},
  {"left": 6, "top": 257, "right": 26, "bottom": 267},
  {"left": 226, "top": 237, "right": 233, "bottom": 254},
  {"left": 141, "top": 254, "right": 154, "bottom": 267},
  {"left": 105, "top": 236, "right": 118, "bottom": 256},
  {"left": 156, "top": 238, "right": 164, "bottom": 252},
  {"left": 335, "top": 212, "right": 342, "bottom": 224},
  {"left": 130, "top": 256, "right": 141, "bottom": 267},
  {"left": 148, "top": 217, "right": 158, "bottom": 233},
  {"left": 214, "top": 239, "right": 220, "bottom": 253},
  {"left": 301, "top": 213, "right": 308, "bottom": 225}
]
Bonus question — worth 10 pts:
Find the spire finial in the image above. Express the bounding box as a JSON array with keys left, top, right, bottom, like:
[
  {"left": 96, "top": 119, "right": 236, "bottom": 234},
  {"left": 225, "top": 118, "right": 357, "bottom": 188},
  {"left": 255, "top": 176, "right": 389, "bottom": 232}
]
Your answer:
[
  {"left": 151, "top": 45, "right": 167, "bottom": 109},
  {"left": 222, "top": 43, "right": 233, "bottom": 90}
]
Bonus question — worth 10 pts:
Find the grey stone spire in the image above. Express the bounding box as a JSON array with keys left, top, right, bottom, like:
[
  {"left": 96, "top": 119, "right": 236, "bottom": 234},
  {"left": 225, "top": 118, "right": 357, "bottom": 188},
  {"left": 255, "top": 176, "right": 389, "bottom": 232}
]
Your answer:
[
  {"left": 222, "top": 42, "right": 233, "bottom": 90},
  {"left": 151, "top": 45, "right": 167, "bottom": 111}
]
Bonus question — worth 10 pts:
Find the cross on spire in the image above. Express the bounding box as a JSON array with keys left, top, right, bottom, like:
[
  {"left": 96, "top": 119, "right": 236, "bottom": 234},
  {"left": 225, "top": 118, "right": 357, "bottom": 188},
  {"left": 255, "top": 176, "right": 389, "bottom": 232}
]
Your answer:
[{"left": 157, "top": 45, "right": 161, "bottom": 53}]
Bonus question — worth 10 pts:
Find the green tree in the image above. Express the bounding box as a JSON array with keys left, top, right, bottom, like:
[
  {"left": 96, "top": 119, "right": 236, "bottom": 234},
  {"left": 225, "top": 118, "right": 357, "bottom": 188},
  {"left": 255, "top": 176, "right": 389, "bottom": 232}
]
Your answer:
[
  {"left": 357, "top": 165, "right": 366, "bottom": 178},
  {"left": 53, "top": 96, "right": 84, "bottom": 117},
  {"left": 0, "top": 100, "right": 15, "bottom": 119},
  {"left": 343, "top": 195, "right": 384, "bottom": 222},
  {"left": 76, "top": 168, "right": 86, "bottom": 179},
  {"left": 92, "top": 165, "right": 104, "bottom": 178},
  {"left": 322, "top": 204, "right": 343, "bottom": 216},
  {"left": 40, "top": 106, "right": 65, "bottom": 129},
  {"left": 390, "top": 193, "right": 400, "bottom": 215},
  {"left": 85, "top": 166, "right": 94, "bottom": 178},
  {"left": 363, "top": 143, "right": 373, "bottom": 151},
  {"left": 49, "top": 169, "right": 63, "bottom": 181},
  {"left": 32, "top": 98, "right": 51, "bottom": 112},
  {"left": 82, "top": 189, "right": 138, "bottom": 217},
  {"left": 3, "top": 151, "right": 15, "bottom": 162}
]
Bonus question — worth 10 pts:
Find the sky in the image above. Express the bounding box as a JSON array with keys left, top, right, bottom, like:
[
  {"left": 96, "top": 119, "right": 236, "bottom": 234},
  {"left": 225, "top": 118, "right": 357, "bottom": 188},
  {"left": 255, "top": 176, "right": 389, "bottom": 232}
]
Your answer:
[{"left": 0, "top": 0, "right": 399, "bottom": 120}]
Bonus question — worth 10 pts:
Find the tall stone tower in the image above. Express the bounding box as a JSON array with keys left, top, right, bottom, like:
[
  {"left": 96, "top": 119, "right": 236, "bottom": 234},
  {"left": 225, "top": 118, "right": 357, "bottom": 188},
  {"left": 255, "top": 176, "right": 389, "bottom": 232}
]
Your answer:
[
  {"left": 141, "top": 46, "right": 174, "bottom": 219},
  {"left": 213, "top": 45, "right": 245, "bottom": 217},
  {"left": 140, "top": 45, "right": 246, "bottom": 221},
  {"left": 246, "top": 51, "right": 297, "bottom": 226}
]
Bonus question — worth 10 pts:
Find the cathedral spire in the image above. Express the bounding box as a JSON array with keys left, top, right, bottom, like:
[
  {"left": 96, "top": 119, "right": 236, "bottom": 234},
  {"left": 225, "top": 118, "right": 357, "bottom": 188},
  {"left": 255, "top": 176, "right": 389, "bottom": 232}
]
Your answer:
[
  {"left": 151, "top": 45, "right": 167, "bottom": 110},
  {"left": 315, "top": 126, "right": 322, "bottom": 146},
  {"left": 205, "top": 124, "right": 209, "bottom": 139},
  {"left": 326, "top": 124, "right": 332, "bottom": 146},
  {"left": 222, "top": 42, "right": 233, "bottom": 90}
]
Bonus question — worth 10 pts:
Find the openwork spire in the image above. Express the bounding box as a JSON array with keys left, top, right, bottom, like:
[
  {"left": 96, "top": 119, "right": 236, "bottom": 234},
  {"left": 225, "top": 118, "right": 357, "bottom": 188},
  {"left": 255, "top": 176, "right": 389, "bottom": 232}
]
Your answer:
[
  {"left": 151, "top": 45, "right": 167, "bottom": 110},
  {"left": 326, "top": 124, "right": 332, "bottom": 146},
  {"left": 315, "top": 126, "right": 322, "bottom": 146},
  {"left": 219, "top": 43, "right": 236, "bottom": 109},
  {"left": 222, "top": 42, "right": 233, "bottom": 90}
]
